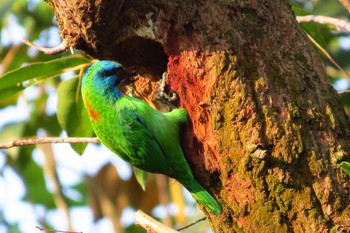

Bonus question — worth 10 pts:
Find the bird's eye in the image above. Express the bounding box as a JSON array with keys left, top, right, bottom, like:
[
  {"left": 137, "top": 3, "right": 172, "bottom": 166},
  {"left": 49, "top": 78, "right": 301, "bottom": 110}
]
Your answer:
[{"left": 102, "top": 67, "right": 122, "bottom": 78}]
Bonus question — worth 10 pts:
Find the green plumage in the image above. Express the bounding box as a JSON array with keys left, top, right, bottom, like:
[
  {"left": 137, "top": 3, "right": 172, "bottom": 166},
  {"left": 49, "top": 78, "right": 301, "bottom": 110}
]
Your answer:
[{"left": 81, "top": 61, "right": 221, "bottom": 215}]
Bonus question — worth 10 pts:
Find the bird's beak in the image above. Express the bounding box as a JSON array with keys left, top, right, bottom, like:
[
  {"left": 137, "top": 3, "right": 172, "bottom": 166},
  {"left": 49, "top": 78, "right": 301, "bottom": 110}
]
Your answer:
[{"left": 119, "top": 69, "right": 137, "bottom": 86}]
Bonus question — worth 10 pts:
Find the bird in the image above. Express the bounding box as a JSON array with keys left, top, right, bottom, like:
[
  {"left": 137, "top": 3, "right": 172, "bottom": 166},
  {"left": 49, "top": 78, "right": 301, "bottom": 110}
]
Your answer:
[{"left": 81, "top": 60, "right": 222, "bottom": 215}]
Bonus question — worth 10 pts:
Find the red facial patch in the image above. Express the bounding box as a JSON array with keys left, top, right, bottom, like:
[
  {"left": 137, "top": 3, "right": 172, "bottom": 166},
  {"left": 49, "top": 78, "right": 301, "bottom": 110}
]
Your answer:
[{"left": 85, "top": 98, "right": 99, "bottom": 122}]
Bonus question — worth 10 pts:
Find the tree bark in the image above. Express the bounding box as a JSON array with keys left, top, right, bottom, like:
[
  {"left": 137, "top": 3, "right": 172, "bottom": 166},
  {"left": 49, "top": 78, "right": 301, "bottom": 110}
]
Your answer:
[{"left": 46, "top": 0, "right": 350, "bottom": 232}]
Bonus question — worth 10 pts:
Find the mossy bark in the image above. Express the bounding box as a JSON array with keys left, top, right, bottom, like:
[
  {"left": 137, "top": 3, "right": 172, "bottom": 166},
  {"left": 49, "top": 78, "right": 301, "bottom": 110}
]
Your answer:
[{"left": 46, "top": 0, "right": 350, "bottom": 232}]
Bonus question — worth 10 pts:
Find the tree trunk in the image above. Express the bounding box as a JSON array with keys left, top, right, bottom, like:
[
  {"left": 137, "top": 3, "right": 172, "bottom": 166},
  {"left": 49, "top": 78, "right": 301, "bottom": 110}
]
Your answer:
[{"left": 47, "top": 0, "right": 350, "bottom": 232}]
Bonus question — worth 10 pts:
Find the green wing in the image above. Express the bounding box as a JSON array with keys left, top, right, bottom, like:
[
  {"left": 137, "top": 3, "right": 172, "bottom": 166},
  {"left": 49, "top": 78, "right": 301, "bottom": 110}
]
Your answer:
[{"left": 114, "top": 108, "right": 170, "bottom": 173}]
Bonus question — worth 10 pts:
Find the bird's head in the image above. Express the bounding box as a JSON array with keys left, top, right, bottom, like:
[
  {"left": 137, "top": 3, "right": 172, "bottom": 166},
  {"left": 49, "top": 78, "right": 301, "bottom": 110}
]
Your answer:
[{"left": 82, "top": 61, "right": 135, "bottom": 98}]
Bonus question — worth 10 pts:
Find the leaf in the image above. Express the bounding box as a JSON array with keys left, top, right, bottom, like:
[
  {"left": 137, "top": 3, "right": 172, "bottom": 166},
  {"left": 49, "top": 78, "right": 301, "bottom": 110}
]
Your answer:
[
  {"left": 18, "top": 158, "right": 56, "bottom": 208},
  {"left": 57, "top": 77, "right": 94, "bottom": 154},
  {"left": 0, "top": 0, "right": 12, "bottom": 27},
  {"left": 0, "top": 55, "right": 90, "bottom": 100},
  {"left": 289, "top": 0, "right": 310, "bottom": 16},
  {"left": 124, "top": 225, "right": 147, "bottom": 233},
  {"left": 5, "top": 118, "right": 55, "bottom": 208},
  {"left": 340, "top": 161, "right": 350, "bottom": 176},
  {"left": 133, "top": 167, "right": 149, "bottom": 191},
  {"left": 66, "top": 182, "right": 88, "bottom": 206}
]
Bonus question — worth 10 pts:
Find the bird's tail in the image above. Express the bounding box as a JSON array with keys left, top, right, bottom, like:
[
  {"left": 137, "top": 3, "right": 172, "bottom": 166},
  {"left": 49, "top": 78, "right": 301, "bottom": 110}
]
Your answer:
[{"left": 182, "top": 178, "right": 222, "bottom": 215}]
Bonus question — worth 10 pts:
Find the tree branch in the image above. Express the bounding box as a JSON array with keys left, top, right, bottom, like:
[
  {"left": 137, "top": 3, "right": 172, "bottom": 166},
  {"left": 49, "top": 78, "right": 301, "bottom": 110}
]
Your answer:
[
  {"left": 176, "top": 217, "right": 206, "bottom": 231},
  {"left": 296, "top": 15, "right": 350, "bottom": 32},
  {"left": 36, "top": 226, "right": 82, "bottom": 233},
  {"left": 296, "top": 15, "right": 350, "bottom": 80},
  {"left": 39, "top": 142, "right": 74, "bottom": 231},
  {"left": 338, "top": 90, "right": 350, "bottom": 94},
  {"left": 0, "top": 137, "right": 100, "bottom": 149},
  {"left": 22, "top": 39, "right": 69, "bottom": 55},
  {"left": 135, "top": 210, "right": 180, "bottom": 233},
  {"left": 338, "top": 0, "right": 350, "bottom": 13},
  {"left": 304, "top": 32, "right": 350, "bottom": 80},
  {"left": 0, "top": 44, "right": 20, "bottom": 75}
]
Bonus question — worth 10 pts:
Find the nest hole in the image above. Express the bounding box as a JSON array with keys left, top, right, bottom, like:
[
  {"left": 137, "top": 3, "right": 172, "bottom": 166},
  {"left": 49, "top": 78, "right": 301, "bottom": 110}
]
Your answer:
[{"left": 113, "top": 36, "right": 168, "bottom": 81}]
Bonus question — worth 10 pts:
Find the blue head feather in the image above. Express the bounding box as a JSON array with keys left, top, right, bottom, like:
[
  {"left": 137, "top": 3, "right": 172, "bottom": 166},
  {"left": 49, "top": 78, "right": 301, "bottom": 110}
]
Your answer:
[{"left": 82, "top": 61, "right": 134, "bottom": 99}]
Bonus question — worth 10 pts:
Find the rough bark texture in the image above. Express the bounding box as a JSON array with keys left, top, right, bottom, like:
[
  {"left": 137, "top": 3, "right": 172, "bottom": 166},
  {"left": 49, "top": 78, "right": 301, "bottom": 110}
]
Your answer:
[{"left": 46, "top": 0, "right": 350, "bottom": 232}]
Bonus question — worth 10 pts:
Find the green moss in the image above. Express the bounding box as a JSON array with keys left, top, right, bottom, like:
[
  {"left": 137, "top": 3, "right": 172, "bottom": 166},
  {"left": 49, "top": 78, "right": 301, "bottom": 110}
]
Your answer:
[
  {"left": 288, "top": 122, "right": 304, "bottom": 162},
  {"left": 212, "top": 112, "right": 224, "bottom": 130},
  {"left": 309, "top": 208, "right": 320, "bottom": 218},
  {"left": 275, "top": 189, "right": 293, "bottom": 213},
  {"left": 308, "top": 146, "right": 345, "bottom": 179},
  {"left": 308, "top": 151, "right": 321, "bottom": 175},
  {"left": 257, "top": 160, "right": 266, "bottom": 174},
  {"left": 267, "top": 204, "right": 274, "bottom": 212},
  {"left": 275, "top": 183, "right": 285, "bottom": 194},
  {"left": 325, "top": 104, "right": 336, "bottom": 130},
  {"left": 307, "top": 107, "right": 323, "bottom": 129},
  {"left": 255, "top": 76, "right": 267, "bottom": 90},
  {"left": 44, "top": 0, "right": 54, "bottom": 9},
  {"left": 276, "top": 197, "right": 285, "bottom": 210},
  {"left": 287, "top": 102, "right": 299, "bottom": 118},
  {"left": 331, "top": 145, "right": 346, "bottom": 164},
  {"left": 330, "top": 225, "right": 341, "bottom": 233},
  {"left": 320, "top": 217, "right": 328, "bottom": 224},
  {"left": 214, "top": 51, "right": 237, "bottom": 76}
]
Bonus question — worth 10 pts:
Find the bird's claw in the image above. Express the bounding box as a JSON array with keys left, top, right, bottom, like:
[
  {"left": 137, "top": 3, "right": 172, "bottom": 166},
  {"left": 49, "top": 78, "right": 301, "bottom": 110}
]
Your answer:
[
  {"left": 128, "top": 83, "right": 135, "bottom": 97},
  {"left": 158, "top": 72, "right": 177, "bottom": 102}
]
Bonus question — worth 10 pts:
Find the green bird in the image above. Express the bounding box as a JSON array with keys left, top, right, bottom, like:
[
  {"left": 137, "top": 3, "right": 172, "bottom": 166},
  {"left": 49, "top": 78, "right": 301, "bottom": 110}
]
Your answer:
[{"left": 81, "top": 60, "right": 221, "bottom": 215}]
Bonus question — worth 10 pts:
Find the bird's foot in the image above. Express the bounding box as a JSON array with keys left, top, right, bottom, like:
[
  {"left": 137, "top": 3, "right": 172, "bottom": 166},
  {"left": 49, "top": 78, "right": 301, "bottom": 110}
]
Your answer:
[
  {"left": 158, "top": 72, "right": 177, "bottom": 102},
  {"left": 127, "top": 83, "right": 135, "bottom": 97}
]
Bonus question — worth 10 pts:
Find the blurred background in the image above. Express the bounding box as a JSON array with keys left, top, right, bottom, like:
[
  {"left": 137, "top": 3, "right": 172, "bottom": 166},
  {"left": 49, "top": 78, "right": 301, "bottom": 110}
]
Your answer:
[{"left": 0, "top": 0, "right": 350, "bottom": 232}]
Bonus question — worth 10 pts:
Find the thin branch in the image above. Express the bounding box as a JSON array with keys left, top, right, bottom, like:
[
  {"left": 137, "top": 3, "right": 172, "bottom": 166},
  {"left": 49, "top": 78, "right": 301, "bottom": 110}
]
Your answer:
[
  {"left": 338, "top": 90, "right": 350, "bottom": 94},
  {"left": 39, "top": 142, "right": 74, "bottom": 231},
  {"left": 22, "top": 40, "right": 69, "bottom": 55},
  {"left": 176, "top": 217, "right": 206, "bottom": 231},
  {"left": 0, "top": 137, "right": 100, "bottom": 149},
  {"left": 305, "top": 33, "right": 350, "bottom": 80},
  {"left": 0, "top": 44, "right": 20, "bottom": 75},
  {"left": 36, "top": 226, "right": 82, "bottom": 233},
  {"left": 338, "top": 0, "right": 350, "bottom": 13},
  {"left": 135, "top": 210, "right": 180, "bottom": 233},
  {"left": 296, "top": 15, "right": 350, "bottom": 80},
  {"left": 296, "top": 15, "right": 350, "bottom": 32}
]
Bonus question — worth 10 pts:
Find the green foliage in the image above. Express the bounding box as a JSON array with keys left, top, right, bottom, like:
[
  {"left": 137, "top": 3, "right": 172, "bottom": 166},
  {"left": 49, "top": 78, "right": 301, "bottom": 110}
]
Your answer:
[
  {"left": 57, "top": 77, "right": 94, "bottom": 154},
  {"left": 292, "top": 0, "right": 350, "bottom": 114},
  {"left": 0, "top": 55, "right": 90, "bottom": 100},
  {"left": 19, "top": 157, "right": 56, "bottom": 208},
  {"left": 124, "top": 225, "right": 146, "bottom": 233},
  {"left": 0, "top": 0, "right": 12, "bottom": 27},
  {"left": 287, "top": 2, "right": 350, "bottom": 130},
  {"left": 340, "top": 161, "right": 350, "bottom": 176}
]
